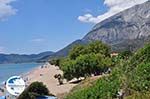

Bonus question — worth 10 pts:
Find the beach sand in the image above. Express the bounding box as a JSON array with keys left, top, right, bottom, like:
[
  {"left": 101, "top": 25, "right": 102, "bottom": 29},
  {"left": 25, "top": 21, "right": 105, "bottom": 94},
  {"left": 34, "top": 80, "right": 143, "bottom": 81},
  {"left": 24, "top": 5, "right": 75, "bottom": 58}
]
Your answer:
[
  {"left": 22, "top": 63, "right": 77, "bottom": 98},
  {"left": 0, "top": 92, "right": 2, "bottom": 96}
]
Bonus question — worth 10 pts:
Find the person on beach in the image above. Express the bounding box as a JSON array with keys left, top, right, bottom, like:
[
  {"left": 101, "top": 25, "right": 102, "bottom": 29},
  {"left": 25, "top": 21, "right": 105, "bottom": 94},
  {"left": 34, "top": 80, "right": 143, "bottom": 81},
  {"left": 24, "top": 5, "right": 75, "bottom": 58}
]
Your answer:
[{"left": 54, "top": 74, "right": 63, "bottom": 85}]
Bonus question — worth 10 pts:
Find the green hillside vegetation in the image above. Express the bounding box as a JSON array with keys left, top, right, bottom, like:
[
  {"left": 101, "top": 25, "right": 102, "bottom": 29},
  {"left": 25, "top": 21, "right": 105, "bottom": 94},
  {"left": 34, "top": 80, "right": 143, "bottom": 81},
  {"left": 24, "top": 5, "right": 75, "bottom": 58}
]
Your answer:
[
  {"left": 66, "top": 74, "right": 122, "bottom": 99},
  {"left": 62, "top": 42, "right": 150, "bottom": 99}
]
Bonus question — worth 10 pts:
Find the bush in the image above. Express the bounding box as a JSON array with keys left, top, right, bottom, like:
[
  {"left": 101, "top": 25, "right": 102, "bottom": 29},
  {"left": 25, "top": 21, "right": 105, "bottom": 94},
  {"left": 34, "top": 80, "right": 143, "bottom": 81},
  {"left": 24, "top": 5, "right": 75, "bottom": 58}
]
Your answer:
[
  {"left": 65, "top": 71, "right": 122, "bottom": 99},
  {"left": 129, "top": 43, "right": 150, "bottom": 68},
  {"left": 129, "top": 63, "right": 150, "bottom": 92},
  {"left": 18, "top": 82, "right": 51, "bottom": 99}
]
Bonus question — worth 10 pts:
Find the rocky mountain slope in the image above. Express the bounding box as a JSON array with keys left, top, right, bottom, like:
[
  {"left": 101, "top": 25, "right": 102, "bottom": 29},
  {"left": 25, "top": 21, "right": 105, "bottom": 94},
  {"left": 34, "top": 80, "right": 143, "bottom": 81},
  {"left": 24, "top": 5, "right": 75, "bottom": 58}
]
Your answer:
[{"left": 83, "top": 1, "right": 150, "bottom": 45}]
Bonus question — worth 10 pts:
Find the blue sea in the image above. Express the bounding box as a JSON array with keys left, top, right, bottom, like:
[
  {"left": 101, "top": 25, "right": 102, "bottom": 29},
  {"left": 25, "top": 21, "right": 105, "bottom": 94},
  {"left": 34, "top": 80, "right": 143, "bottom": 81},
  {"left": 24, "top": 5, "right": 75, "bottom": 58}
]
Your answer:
[{"left": 0, "top": 63, "right": 43, "bottom": 83}]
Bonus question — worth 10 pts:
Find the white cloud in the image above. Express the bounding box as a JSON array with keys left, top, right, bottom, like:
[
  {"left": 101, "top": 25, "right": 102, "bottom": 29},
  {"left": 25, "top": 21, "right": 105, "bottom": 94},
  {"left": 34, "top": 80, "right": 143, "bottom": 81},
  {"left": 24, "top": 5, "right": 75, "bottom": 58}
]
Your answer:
[
  {"left": 31, "top": 38, "right": 45, "bottom": 42},
  {"left": 78, "top": 14, "right": 96, "bottom": 23},
  {"left": 78, "top": 0, "right": 148, "bottom": 24},
  {"left": 0, "top": 0, "right": 17, "bottom": 21}
]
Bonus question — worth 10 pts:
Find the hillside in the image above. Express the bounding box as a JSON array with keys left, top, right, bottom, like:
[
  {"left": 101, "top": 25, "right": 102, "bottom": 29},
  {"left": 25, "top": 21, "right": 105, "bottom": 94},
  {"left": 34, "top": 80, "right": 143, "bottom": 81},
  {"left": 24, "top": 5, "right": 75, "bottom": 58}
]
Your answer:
[
  {"left": 0, "top": 51, "right": 54, "bottom": 64},
  {"left": 64, "top": 42, "right": 150, "bottom": 99}
]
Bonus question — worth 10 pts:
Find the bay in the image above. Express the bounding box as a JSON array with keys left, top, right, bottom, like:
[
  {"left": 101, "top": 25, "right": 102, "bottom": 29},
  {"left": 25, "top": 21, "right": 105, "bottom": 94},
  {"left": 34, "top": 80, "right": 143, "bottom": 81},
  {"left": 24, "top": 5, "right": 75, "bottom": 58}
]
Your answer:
[{"left": 0, "top": 63, "right": 43, "bottom": 83}]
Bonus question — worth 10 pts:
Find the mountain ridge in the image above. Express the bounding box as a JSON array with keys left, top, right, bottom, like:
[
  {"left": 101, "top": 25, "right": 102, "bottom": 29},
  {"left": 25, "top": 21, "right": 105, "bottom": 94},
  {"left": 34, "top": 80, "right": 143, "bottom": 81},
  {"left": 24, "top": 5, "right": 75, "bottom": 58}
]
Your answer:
[
  {"left": 0, "top": 51, "right": 54, "bottom": 64},
  {"left": 83, "top": 1, "right": 150, "bottom": 43}
]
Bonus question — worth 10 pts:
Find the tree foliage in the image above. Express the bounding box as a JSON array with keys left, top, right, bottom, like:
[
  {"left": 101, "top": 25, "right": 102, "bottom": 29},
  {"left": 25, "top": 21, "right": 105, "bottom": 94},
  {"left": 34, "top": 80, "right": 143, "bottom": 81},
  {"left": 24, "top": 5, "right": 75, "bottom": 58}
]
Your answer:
[
  {"left": 61, "top": 54, "right": 112, "bottom": 80},
  {"left": 69, "top": 44, "right": 86, "bottom": 60},
  {"left": 69, "top": 41, "right": 110, "bottom": 60},
  {"left": 86, "top": 41, "right": 110, "bottom": 57},
  {"left": 60, "top": 41, "right": 112, "bottom": 80}
]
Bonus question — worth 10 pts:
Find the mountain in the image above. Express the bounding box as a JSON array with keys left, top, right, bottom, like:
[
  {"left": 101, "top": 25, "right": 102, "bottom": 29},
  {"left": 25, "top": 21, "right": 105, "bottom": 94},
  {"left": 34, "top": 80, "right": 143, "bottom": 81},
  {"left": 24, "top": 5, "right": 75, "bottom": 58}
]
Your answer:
[
  {"left": 0, "top": 51, "right": 54, "bottom": 64},
  {"left": 44, "top": 1, "right": 150, "bottom": 60},
  {"left": 83, "top": 1, "right": 150, "bottom": 51},
  {"left": 40, "top": 40, "right": 88, "bottom": 61}
]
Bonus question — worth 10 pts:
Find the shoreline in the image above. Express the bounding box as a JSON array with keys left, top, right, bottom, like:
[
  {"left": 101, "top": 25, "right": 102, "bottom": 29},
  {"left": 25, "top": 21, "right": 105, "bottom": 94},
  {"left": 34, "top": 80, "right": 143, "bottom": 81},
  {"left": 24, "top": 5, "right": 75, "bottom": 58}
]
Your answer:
[
  {"left": 0, "top": 62, "right": 77, "bottom": 98},
  {"left": 0, "top": 62, "right": 44, "bottom": 65}
]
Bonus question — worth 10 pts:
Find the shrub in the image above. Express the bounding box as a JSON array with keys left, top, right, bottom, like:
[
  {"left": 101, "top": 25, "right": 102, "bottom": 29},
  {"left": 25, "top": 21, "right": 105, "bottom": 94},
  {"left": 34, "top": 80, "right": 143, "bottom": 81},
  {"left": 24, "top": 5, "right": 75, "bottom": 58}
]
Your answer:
[
  {"left": 129, "top": 63, "right": 150, "bottom": 92},
  {"left": 129, "top": 43, "right": 150, "bottom": 68},
  {"left": 18, "top": 82, "right": 51, "bottom": 99},
  {"left": 65, "top": 71, "right": 122, "bottom": 99}
]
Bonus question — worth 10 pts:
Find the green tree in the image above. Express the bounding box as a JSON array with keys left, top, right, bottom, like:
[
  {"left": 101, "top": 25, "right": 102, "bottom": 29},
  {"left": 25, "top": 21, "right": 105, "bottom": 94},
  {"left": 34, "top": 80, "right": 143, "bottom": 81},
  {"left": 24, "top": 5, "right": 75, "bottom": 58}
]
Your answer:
[
  {"left": 61, "top": 59, "right": 76, "bottom": 81},
  {"left": 61, "top": 54, "right": 112, "bottom": 81},
  {"left": 69, "top": 41, "right": 110, "bottom": 60},
  {"left": 60, "top": 41, "right": 111, "bottom": 80}
]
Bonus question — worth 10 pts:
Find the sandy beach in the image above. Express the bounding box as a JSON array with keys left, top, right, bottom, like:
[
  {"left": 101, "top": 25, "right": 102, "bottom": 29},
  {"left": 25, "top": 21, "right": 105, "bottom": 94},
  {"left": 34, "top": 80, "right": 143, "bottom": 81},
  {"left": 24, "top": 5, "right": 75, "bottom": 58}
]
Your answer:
[{"left": 22, "top": 63, "right": 77, "bottom": 98}]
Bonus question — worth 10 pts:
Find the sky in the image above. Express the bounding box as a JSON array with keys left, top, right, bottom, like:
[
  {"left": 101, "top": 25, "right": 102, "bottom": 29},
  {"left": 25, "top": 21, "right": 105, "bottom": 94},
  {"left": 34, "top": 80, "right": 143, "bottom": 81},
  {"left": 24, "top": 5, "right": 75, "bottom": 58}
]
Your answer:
[{"left": 0, "top": 0, "right": 148, "bottom": 54}]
